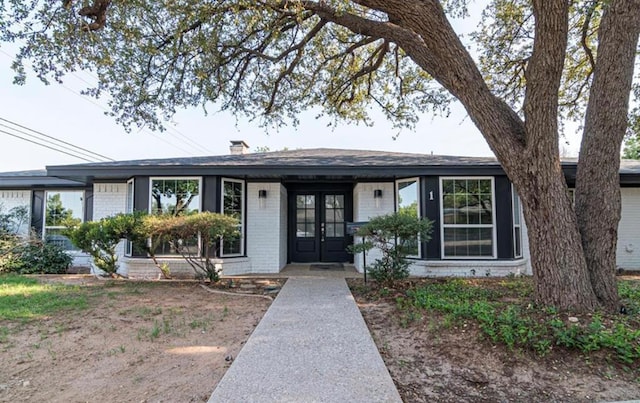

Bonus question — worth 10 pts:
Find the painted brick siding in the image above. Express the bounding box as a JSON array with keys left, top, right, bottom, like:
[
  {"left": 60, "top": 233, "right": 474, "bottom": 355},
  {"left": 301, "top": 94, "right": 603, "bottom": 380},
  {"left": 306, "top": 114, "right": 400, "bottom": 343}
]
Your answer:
[
  {"left": 246, "top": 182, "right": 285, "bottom": 273},
  {"left": 92, "top": 183, "right": 128, "bottom": 273},
  {"left": 93, "top": 183, "right": 128, "bottom": 219},
  {"left": 0, "top": 190, "right": 31, "bottom": 235},
  {"left": 353, "top": 182, "right": 394, "bottom": 272},
  {"left": 617, "top": 188, "right": 640, "bottom": 270}
]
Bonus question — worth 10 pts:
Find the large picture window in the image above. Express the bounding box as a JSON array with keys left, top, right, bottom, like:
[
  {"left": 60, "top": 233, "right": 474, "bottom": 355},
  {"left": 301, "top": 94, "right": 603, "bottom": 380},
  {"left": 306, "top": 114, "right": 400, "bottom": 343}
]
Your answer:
[
  {"left": 440, "top": 178, "right": 495, "bottom": 258},
  {"left": 149, "top": 178, "right": 201, "bottom": 255},
  {"left": 396, "top": 178, "right": 420, "bottom": 257},
  {"left": 44, "top": 190, "right": 84, "bottom": 251},
  {"left": 221, "top": 178, "right": 244, "bottom": 256}
]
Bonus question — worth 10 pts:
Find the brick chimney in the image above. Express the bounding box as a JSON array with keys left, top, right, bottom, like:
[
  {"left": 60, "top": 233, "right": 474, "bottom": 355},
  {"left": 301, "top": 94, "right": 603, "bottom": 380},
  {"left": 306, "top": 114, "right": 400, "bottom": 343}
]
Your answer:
[{"left": 229, "top": 140, "right": 250, "bottom": 155}]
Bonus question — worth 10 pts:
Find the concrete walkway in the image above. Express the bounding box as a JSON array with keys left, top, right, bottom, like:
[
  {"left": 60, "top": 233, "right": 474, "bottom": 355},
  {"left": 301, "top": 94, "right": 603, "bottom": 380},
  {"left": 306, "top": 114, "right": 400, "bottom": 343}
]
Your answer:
[{"left": 208, "top": 277, "right": 402, "bottom": 403}]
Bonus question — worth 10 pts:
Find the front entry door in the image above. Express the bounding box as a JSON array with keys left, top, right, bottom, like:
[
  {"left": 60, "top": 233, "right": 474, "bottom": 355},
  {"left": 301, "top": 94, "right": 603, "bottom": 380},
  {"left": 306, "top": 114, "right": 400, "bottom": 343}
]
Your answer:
[{"left": 290, "top": 192, "right": 351, "bottom": 262}]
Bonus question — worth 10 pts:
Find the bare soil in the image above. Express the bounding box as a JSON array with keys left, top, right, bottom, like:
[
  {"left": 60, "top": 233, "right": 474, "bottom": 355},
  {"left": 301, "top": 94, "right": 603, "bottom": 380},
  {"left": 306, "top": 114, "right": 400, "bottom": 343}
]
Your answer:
[
  {"left": 350, "top": 277, "right": 640, "bottom": 403},
  {"left": 3, "top": 275, "right": 639, "bottom": 403},
  {"left": 0, "top": 276, "right": 280, "bottom": 403}
]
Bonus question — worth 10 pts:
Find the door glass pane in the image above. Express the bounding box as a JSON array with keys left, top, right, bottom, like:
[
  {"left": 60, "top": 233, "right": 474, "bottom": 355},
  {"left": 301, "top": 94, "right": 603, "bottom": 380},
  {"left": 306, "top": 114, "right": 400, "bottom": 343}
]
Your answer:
[
  {"left": 296, "top": 195, "right": 315, "bottom": 238},
  {"left": 323, "top": 194, "right": 345, "bottom": 238}
]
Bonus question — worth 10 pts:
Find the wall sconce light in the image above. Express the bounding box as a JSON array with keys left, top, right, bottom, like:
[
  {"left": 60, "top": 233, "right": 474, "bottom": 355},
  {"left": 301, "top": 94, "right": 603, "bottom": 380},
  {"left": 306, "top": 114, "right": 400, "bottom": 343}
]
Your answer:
[
  {"left": 374, "top": 189, "right": 383, "bottom": 208},
  {"left": 258, "top": 189, "right": 267, "bottom": 209}
]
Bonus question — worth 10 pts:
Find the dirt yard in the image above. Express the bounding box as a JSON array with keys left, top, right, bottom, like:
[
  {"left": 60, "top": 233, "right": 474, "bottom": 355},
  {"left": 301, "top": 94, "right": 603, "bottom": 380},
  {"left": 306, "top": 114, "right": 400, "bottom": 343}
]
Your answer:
[
  {"left": 0, "top": 277, "right": 279, "bottom": 403},
  {"left": 351, "top": 278, "right": 640, "bottom": 403},
  {"left": 3, "top": 275, "right": 639, "bottom": 402}
]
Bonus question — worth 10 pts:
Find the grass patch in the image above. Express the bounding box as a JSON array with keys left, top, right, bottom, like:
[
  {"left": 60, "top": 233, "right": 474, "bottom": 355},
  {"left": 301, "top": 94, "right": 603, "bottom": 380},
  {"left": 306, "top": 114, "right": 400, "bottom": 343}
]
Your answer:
[
  {"left": 0, "top": 274, "right": 88, "bottom": 320},
  {"left": 394, "top": 277, "right": 640, "bottom": 364}
]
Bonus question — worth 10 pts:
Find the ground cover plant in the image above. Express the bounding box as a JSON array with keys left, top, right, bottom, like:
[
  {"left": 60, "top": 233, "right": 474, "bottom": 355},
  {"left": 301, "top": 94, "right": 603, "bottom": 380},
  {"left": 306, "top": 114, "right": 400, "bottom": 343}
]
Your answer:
[
  {"left": 350, "top": 276, "right": 640, "bottom": 402},
  {"left": 0, "top": 275, "right": 88, "bottom": 320}
]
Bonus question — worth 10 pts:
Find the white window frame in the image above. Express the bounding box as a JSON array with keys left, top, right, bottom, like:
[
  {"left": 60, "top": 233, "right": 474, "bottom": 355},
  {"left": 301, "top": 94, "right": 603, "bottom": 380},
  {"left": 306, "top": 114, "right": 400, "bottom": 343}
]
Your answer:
[
  {"left": 43, "top": 189, "right": 85, "bottom": 251},
  {"left": 439, "top": 177, "right": 497, "bottom": 259},
  {"left": 395, "top": 177, "right": 421, "bottom": 258},
  {"left": 125, "top": 178, "right": 135, "bottom": 257},
  {"left": 221, "top": 178, "right": 245, "bottom": 257},
  {"left": 148, "top": 177, "right": 203, "bottom": 257},
  {"left": 512, "top": 186, "right": 523, "bottom": 259}
]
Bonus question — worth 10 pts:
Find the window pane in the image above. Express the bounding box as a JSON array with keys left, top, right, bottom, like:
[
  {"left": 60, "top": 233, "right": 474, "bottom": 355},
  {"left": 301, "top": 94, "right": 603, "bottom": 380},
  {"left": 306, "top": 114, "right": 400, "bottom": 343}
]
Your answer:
[
  {"left": 443, "top": 227, "right": 493, "bottom": 257},
  {"left": 514, "top": 227, "right": 522, "bottom": 258},
  {"left": 326, "top": 223, "right": 335, "bottom": 237},
  {"left": 397, "top": 179, "right": 420, "bottom": 257},
  {"left": 398, "top": 180, "right": 418, "bottom": 217},
  {"left": 325, "top": 195, "right": 335, "bottom": 208},
  {"left": 441, "top": 179, "right": 494, "bottom": 258},
  {"left": 44, "top": 191, "right": 84, "bottom": 251},
  {"left": 223, "top": 180, "right": 243, "bottom": 255},
  {"left": 513, "top": 193, "right": 521, "bottom": 225},
  {"left": 296, "top": 196, "right": 305, "bottom": 209},
  {"left": 45, "top": 228, "right": 79, "bottom": 251},
  {"left": 151, "top": 179, "right": 200, "bottom": 216},
  {"left": 150, "top": 179, "right": 201, "bottom": 256},
  {"left": 45, "top": 191, "right": 83, "bottom": 227}
]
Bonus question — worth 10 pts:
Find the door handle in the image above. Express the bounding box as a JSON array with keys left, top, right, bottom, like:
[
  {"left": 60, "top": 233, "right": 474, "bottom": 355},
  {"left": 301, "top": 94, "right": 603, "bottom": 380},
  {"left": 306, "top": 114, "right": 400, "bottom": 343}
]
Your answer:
[{"left": 321, "top": 222, "right": 325, "bottom": 242}]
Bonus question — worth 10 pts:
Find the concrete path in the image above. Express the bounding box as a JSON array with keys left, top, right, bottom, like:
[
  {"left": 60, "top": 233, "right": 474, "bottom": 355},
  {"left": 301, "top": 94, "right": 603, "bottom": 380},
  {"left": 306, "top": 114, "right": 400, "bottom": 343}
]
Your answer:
[{"left": 208, "top": 277, "right": 402, "bottom": 403}]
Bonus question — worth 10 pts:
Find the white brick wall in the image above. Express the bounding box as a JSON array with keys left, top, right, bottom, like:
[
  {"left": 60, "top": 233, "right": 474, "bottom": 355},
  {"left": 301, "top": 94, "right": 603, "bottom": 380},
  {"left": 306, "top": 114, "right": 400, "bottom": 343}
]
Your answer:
[
  {"left": 92, "top": 183, "right": 128, "bottom": 273},
  {"left": 246, "top": 182, "right": 285, "bottom": 273},
  {"left": 0, "top": 190, "right": 31, "bottom": 235},
  {"left": 408, "top": 259, "right": 528, "bottom": 277},
  {"left": 353, "top": 182, "right": 394, "bottom": 272},
  {"left": 122, "top": 257, "right": 251, "bottom": 279},
  {"left": 617, "top": 188, "right": 640, "bottom": 270},
  {"left": 93, "top": 183, "right": 128, "bottom": 219}
]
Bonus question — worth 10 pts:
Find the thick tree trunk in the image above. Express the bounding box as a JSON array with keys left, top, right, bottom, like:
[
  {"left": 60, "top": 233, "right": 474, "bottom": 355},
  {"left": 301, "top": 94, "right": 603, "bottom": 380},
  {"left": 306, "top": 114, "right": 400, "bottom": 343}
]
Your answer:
[
  {"left": 325, "top": 0, "right": 624, "bottom": 311},
  {"left": 575, "top": 0, "right": 640, "bottom": 312},
  {"left": 386, "top": 0, "right": 601, "bottom": 311}
]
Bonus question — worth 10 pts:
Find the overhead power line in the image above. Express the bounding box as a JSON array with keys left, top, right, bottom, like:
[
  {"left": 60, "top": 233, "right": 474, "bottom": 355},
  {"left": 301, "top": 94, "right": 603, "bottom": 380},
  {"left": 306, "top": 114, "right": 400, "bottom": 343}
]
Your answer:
[
  {"left": 1, "top": 47, "right": 213, "bottom": 157},
  {"left": 0, "top": 117, "right": 114, "bottom": 162},
  {"left": 0, "top": 128, "right": 97, "bottom": 163}
]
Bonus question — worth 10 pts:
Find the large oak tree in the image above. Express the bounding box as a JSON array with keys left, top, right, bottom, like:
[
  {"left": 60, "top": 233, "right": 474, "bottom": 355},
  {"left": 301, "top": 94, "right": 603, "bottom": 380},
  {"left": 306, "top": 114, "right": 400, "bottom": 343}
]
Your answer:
[{"left": 1, "top": 0, "right": 638, "bottom": 311}]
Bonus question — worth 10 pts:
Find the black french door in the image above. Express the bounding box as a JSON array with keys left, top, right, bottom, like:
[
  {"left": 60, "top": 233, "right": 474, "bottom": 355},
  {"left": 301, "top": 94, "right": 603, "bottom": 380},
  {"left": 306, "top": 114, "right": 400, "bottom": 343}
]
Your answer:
[{"left": 289, "top": 191, "right": 352, "bottom": 263}]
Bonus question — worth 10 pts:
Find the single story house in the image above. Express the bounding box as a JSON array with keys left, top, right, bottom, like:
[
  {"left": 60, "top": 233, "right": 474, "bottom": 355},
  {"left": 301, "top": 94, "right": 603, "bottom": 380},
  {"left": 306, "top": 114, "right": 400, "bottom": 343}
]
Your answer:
[{"left": 2, "top": 141, "right": 640, "bottom": 278}]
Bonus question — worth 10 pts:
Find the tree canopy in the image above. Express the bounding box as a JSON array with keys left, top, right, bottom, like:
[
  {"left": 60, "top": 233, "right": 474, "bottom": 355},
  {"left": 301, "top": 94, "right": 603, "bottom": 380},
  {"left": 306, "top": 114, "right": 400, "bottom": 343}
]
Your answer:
[{"left": 1, "top": 0, "right": 639, "bottom": 311}]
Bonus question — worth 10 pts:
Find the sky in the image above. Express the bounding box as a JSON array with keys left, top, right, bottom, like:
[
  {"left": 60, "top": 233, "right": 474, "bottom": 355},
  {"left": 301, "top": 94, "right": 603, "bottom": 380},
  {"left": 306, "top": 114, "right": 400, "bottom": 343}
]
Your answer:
[{"left": 0, "top": 4, "right": 582, "bottom": 173}]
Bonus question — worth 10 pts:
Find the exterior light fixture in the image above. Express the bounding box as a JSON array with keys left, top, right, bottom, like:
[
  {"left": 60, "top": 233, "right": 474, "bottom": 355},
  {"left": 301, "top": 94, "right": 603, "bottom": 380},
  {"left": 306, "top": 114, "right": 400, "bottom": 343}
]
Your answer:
[
  {"left": 258, "top": 189, "right": 268, "bottom": 209},
  {"left": 374, "top": 189, "right": 383, "bottom": 208}
]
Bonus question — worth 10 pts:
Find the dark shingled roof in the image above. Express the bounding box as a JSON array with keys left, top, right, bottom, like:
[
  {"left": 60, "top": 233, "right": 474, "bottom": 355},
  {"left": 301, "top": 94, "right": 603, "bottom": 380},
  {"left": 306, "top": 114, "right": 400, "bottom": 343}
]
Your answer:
[
  {"left": 48, "top": 148, "right": 501, "bottom": 168},
  {"left": 0, "top": 169, "right": 85, "bottom": 188},
  {"left": 43, "top": 148, "right": 507, "bottom": 182},
  {"left": 3, "top": 148, "right": 640, "bottom": 187}
]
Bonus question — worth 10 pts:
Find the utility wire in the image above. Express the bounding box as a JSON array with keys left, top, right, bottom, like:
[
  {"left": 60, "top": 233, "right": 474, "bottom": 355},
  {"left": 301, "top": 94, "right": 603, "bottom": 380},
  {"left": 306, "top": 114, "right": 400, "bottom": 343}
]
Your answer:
[
  {"left": 2, "top": 47, "right": 213, "bottom": 157},
  {"left": 0, "top": 117, "right": 114, "bottom": 162},
  {"left": 0, "top": 128, "right": 96, "bottom": 163}
]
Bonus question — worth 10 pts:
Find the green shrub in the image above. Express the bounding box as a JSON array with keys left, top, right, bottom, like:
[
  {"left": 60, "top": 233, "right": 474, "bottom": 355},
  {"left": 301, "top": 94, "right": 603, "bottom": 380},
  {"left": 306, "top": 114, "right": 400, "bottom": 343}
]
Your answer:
[
  {"left": 65, "top": 213, "right": 136, "bottom": 276},
  {"left": 349, "top": 212, "right": 433, "bottom": 287},
  {"left": 1, "top": 240, "right": 72, "bottom": 274},
  {"left": 149, "top": 212, "right": 239, "bottom": 282}
]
